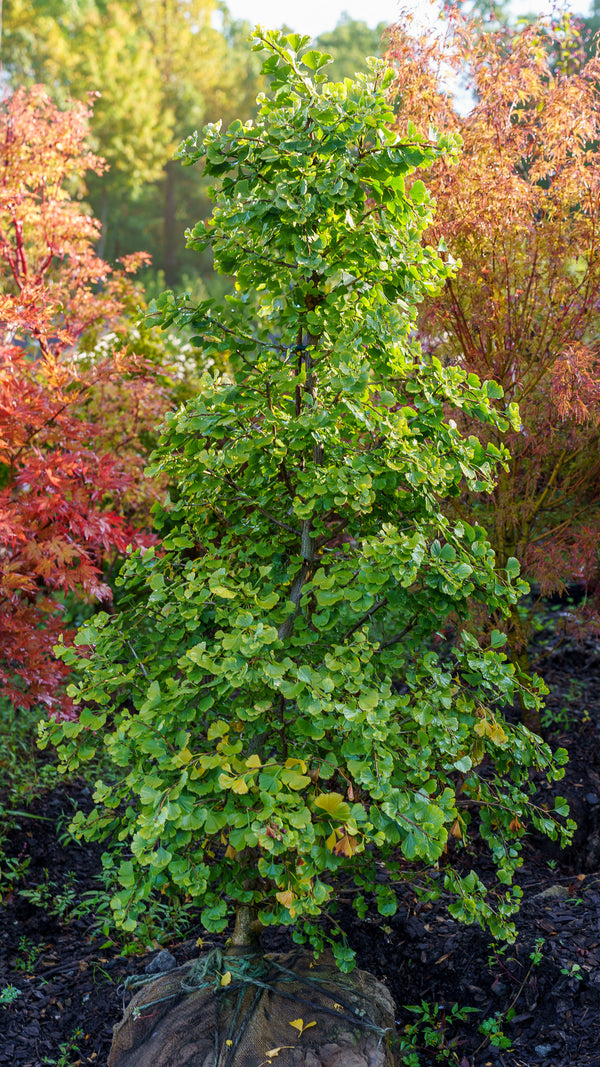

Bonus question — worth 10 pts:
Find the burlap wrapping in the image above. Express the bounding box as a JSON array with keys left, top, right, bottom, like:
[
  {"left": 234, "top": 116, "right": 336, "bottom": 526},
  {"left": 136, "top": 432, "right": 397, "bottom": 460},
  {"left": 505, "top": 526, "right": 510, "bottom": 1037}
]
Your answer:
[{"left": 108, "top": 949, "right": 397, "bottom": 1067}]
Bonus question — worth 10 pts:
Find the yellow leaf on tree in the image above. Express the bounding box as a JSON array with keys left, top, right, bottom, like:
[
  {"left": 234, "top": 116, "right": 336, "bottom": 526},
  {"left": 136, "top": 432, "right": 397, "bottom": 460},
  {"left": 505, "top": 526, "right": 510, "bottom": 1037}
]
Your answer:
[
  {"left": 246, "top": 753, "right": 262, "bottom": 769},
  {"left": 276, "top": 889, "right": 295, "bottom": 908},
  {"left": 231, "top": 777, "right": 249, "bottom": 795},
  {"left": 210, "top": 584, "right": 236, "bottom": 598},
  {"left": 225, "top": 844, "right": 237, "bottom": 859},
  {"left": 217, "top": 772, "right": 235, "bottom": 789},
  {"left": 314, "top": 792, "right": 350, "bottom": 820},
  {"left": 333, "top": 832, "right": 358, "bottom": 857},
  {"left": 284, "top": 757, "right": 307, "bottom": 773},
  {"left": 325, "top": 829, "right": 337, "bottom": 851},
  {"left": 488, "top": 721, "right": 507, "bottom": 745},
  {"left": 474, "top": 716, "right": 507, "bottom": 745}
]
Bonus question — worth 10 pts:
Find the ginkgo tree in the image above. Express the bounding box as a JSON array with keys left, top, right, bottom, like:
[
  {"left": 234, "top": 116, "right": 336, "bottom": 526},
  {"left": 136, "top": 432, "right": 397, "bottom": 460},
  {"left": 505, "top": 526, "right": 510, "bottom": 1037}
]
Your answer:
[{"left": 45, "top": 31, "right": 571, "bottom": 967}]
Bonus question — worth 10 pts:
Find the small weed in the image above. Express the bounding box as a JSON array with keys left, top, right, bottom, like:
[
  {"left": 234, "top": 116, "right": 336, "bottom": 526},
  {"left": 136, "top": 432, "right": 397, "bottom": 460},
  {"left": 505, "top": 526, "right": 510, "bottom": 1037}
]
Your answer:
[
  {"left": 540, "top": 704, "right": 573, "bottom": 733},
  {"left": 20, "top": 870, "right": 80, "bottom": 924},
  {"left": 561, "top": 961, "right": 584, "bottom": 982},
  {"left": 0, "top": 984, "right": 21, "bottom": 1007},
  {"left": 530, "top": 937, "right": 546, "bottom": 966},
  {"left": 478, "top": 1008, "right": 514, "bottom": 1050},
  {"left": 474, "top": 938, "right": 547, "bottom": 1058},
  {"left": 17, "top": 868, "right": 127, "bottom": 936},
  {"left": 486, "top": 939, "right": 518, "bottom": 972},
  {"left": 56, "top": 813, "right": 80, "bottom": 849},
  {"left": 41, "top": 1026, "right": 84, "bottom": 1066},
  {"left": 540, "top": 677, "right": 588, "bottom": 732},
  {"left": 394, "top": 1036, "right": 420, "bottom": 1067},
  {"left": 14, "top": 936, "right": 43, "bottom": 974},
  {"left": 91, "top": 960, "right": 113, "bottom": 984},
  {"left": 400, "top": 1000, "right": 479, "bottom": 1063},
  {"left": 0, "top": 851, "right": 31, "bottom": 903},
  {"left": 19, "top": 877, "right": 52, "bottom": 911},
  {"left": 564, "top": 678, "right": 586, "bottom": 702}
]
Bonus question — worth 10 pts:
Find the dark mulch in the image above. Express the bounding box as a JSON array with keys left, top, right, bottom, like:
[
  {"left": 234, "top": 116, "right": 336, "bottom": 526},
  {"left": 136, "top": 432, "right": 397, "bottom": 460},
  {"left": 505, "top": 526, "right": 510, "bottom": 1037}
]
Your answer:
[{"left": 3, "top": 633, "right": 600, "bottom": 1066}]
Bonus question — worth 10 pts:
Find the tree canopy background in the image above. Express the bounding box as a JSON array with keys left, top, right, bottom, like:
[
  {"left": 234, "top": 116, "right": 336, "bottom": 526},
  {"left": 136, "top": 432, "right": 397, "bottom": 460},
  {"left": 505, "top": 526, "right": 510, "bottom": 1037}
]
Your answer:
[{"left": 1, "top": 2, "right": 388, "bottom": 289}]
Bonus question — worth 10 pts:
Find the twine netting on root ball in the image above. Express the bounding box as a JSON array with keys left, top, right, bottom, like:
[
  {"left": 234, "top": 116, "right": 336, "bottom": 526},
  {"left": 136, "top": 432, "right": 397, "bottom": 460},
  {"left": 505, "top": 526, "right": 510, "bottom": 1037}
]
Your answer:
[{"left": 108, "top": 949, "right": 396, "bottom": 1067}]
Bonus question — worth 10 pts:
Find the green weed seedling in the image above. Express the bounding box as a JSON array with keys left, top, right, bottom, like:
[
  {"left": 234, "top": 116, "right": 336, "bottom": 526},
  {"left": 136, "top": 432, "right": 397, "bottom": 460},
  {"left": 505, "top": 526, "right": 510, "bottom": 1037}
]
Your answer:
[
  {"left": 474, "top": 937, "right": 547, "bottom": 1058},
  {"left": 18, "top": 875, "right": 53, "bottom": 911},
  {"left": 42, "top": 1026, "right": 84, "bottom": 1067},
  {"left": 14, "top": 935, "right": 43, "bottom": 974},
  {"left": 394, "top": 1038, "right": 420, "bottom": 1067},
  {"left": 530, "top": 937, "right": 546, "bottom": 966},
  {"left": 541, "top": 678, "right": 587, "bottom": 732},
  {"left": 0, "top": 852, "right": 31, "bottom": 904},
  {"left": 402, "top": 1001, "right": 479, "bottom": 1062},
  {"left": 0, "top": 985, "right": 21, "bottom": 1007},
  {"left": 478, "top": 1009, "right": 514, "bottom": 1050},
  {"left": 561, "top": 961, "right": 584, "bottom": 982},
  {"left": 486, "top": 939, "right": 517, "bottom": 972},
  {"left": 19, "top": 870, "right": 82, "bottom": 926}
]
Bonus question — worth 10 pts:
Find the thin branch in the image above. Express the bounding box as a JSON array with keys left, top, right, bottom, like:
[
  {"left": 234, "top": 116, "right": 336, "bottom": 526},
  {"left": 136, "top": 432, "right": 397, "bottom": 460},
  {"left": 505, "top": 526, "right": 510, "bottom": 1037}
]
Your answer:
[
  {"left": 191, "top": 315, "right": 288, "bottom": 354},
  {"left": 127, "top": 640, "right": 149, "bottom": 679},
  {"left": 226, "top": 488, "right": 299, "bottom": 536},
  {"left": 340, "top": 597, "right": 387, "bottom": 643},
  {"left": 279, "top": 460, "right": 295, "bottom": 500},
  {"left": 377, "top": 617, "right": 418, "bottom": 652}
]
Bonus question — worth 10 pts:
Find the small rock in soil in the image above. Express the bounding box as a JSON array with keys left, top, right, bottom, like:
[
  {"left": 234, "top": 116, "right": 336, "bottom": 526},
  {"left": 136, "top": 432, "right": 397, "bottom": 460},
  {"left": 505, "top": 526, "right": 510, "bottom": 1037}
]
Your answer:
[{"left": 144, "top": 948, "right": 177, "bottom": 974}]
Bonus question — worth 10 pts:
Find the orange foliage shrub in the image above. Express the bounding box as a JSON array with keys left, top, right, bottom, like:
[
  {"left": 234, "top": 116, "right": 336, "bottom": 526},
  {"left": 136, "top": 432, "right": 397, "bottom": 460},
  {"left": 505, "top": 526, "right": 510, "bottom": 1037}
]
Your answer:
[
  {"left": 0, "top": 87, "right": 172, "bottom": 715},
  {"left": 387, "top": 11, "right": 600, "bottom": 648}
]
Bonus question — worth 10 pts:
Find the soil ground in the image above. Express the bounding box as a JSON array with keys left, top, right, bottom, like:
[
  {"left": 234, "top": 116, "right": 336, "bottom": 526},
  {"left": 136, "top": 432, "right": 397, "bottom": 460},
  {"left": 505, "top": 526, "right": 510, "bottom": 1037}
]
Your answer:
[{"left": 3, "top": 624, "right": 600, "bottom": 1067}]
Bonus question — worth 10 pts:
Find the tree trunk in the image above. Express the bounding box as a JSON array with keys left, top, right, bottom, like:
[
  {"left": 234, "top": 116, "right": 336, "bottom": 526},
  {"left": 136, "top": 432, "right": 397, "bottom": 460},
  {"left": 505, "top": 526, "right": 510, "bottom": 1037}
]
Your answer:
[
  {"left": 97, "top": 188, "right": 108, "bottom": 260},
  {"left": 230, "top": 904, "right": 263, "bottom": 949},
  {"left": 163, "top": 159, "right": 178, "bottom": 286}
]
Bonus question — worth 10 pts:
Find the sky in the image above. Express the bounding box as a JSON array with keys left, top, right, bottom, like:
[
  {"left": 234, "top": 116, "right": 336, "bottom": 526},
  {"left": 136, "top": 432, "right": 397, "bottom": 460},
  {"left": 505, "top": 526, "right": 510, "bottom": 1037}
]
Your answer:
[{"left": 223, "top": 0, "right": 592, "bottom": 38}]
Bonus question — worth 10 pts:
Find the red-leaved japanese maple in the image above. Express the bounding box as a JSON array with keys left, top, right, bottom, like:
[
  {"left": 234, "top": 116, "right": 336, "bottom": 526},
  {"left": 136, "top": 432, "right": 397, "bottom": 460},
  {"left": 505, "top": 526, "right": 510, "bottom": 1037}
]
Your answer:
[
  {"left": 0, "top": 86, "right": 170, "bottom": 716},
  {"left": 386, "top": 12, "right": 600, "bottom": 677}
]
